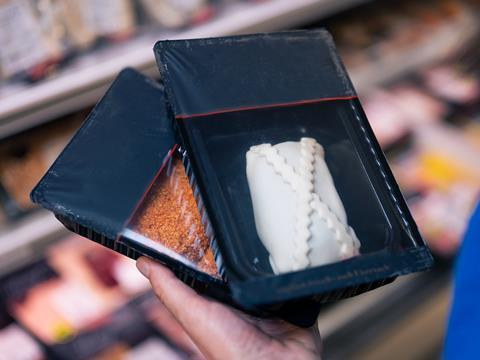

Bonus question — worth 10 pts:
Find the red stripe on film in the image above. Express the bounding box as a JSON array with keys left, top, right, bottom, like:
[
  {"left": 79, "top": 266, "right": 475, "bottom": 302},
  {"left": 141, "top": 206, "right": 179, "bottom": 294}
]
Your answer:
[{"left": 175, "top": 95, "right": 358, "bottom": 120}]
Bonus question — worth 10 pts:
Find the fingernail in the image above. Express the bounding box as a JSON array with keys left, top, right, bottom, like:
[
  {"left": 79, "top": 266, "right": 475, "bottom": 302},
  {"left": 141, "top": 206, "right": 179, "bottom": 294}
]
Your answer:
[{"left": 136, "top": 257, "right": 151, "bottom": 278}]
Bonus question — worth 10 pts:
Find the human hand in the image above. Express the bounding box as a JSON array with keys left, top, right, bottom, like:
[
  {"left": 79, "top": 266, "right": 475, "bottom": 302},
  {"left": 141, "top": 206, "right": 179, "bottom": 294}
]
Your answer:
[{"left": 136, "top": 257, "right": 322, "bottom": 360}]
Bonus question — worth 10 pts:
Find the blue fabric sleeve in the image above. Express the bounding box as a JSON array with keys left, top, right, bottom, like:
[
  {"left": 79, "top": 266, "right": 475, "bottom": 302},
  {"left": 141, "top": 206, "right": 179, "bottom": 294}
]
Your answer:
[{"left": 444, "top": 201, "right": 480, "bottom": 359}]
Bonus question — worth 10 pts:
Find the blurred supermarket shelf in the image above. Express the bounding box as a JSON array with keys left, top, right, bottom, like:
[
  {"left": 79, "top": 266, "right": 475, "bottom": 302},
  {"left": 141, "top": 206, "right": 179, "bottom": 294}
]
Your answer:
[
  {"left": 319, "top": 267, "right": 452, "bottom": 359},
  {"left": 317, "top": 275, "right": 418, "bottom": 339},
  {"left": 0, "top": 210, "right": 66, "bottom": 276},
  {"left": 350, "top": 7, "right": 479, "bottom": 92},
  {"left": 0, "top": 0, "right": 370, "bottom": 140}
]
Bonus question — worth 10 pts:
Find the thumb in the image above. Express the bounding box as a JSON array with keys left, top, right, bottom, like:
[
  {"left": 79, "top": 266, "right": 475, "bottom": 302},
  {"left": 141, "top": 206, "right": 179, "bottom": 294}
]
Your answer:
[{"left": 136, "top": 257, "right": 272, "bottom": 360}]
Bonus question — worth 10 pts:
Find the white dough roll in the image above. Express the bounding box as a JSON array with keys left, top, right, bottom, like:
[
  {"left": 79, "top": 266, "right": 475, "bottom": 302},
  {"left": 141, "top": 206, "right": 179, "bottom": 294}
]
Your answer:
[{"left": 246, "top": 137, "right": 360, "bottom": 274}]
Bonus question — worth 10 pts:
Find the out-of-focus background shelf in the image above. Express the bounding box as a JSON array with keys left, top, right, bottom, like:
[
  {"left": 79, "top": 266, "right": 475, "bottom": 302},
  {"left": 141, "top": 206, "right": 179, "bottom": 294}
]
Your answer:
[
  {"left": 319, "top": 267, "right": 452, "bottom": 359},
  {"left": 0, "top": 210, "right": 65, "bottom": 275},
  {"left": 350, "top": 10, "right": 479, "bottom": 92}
]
